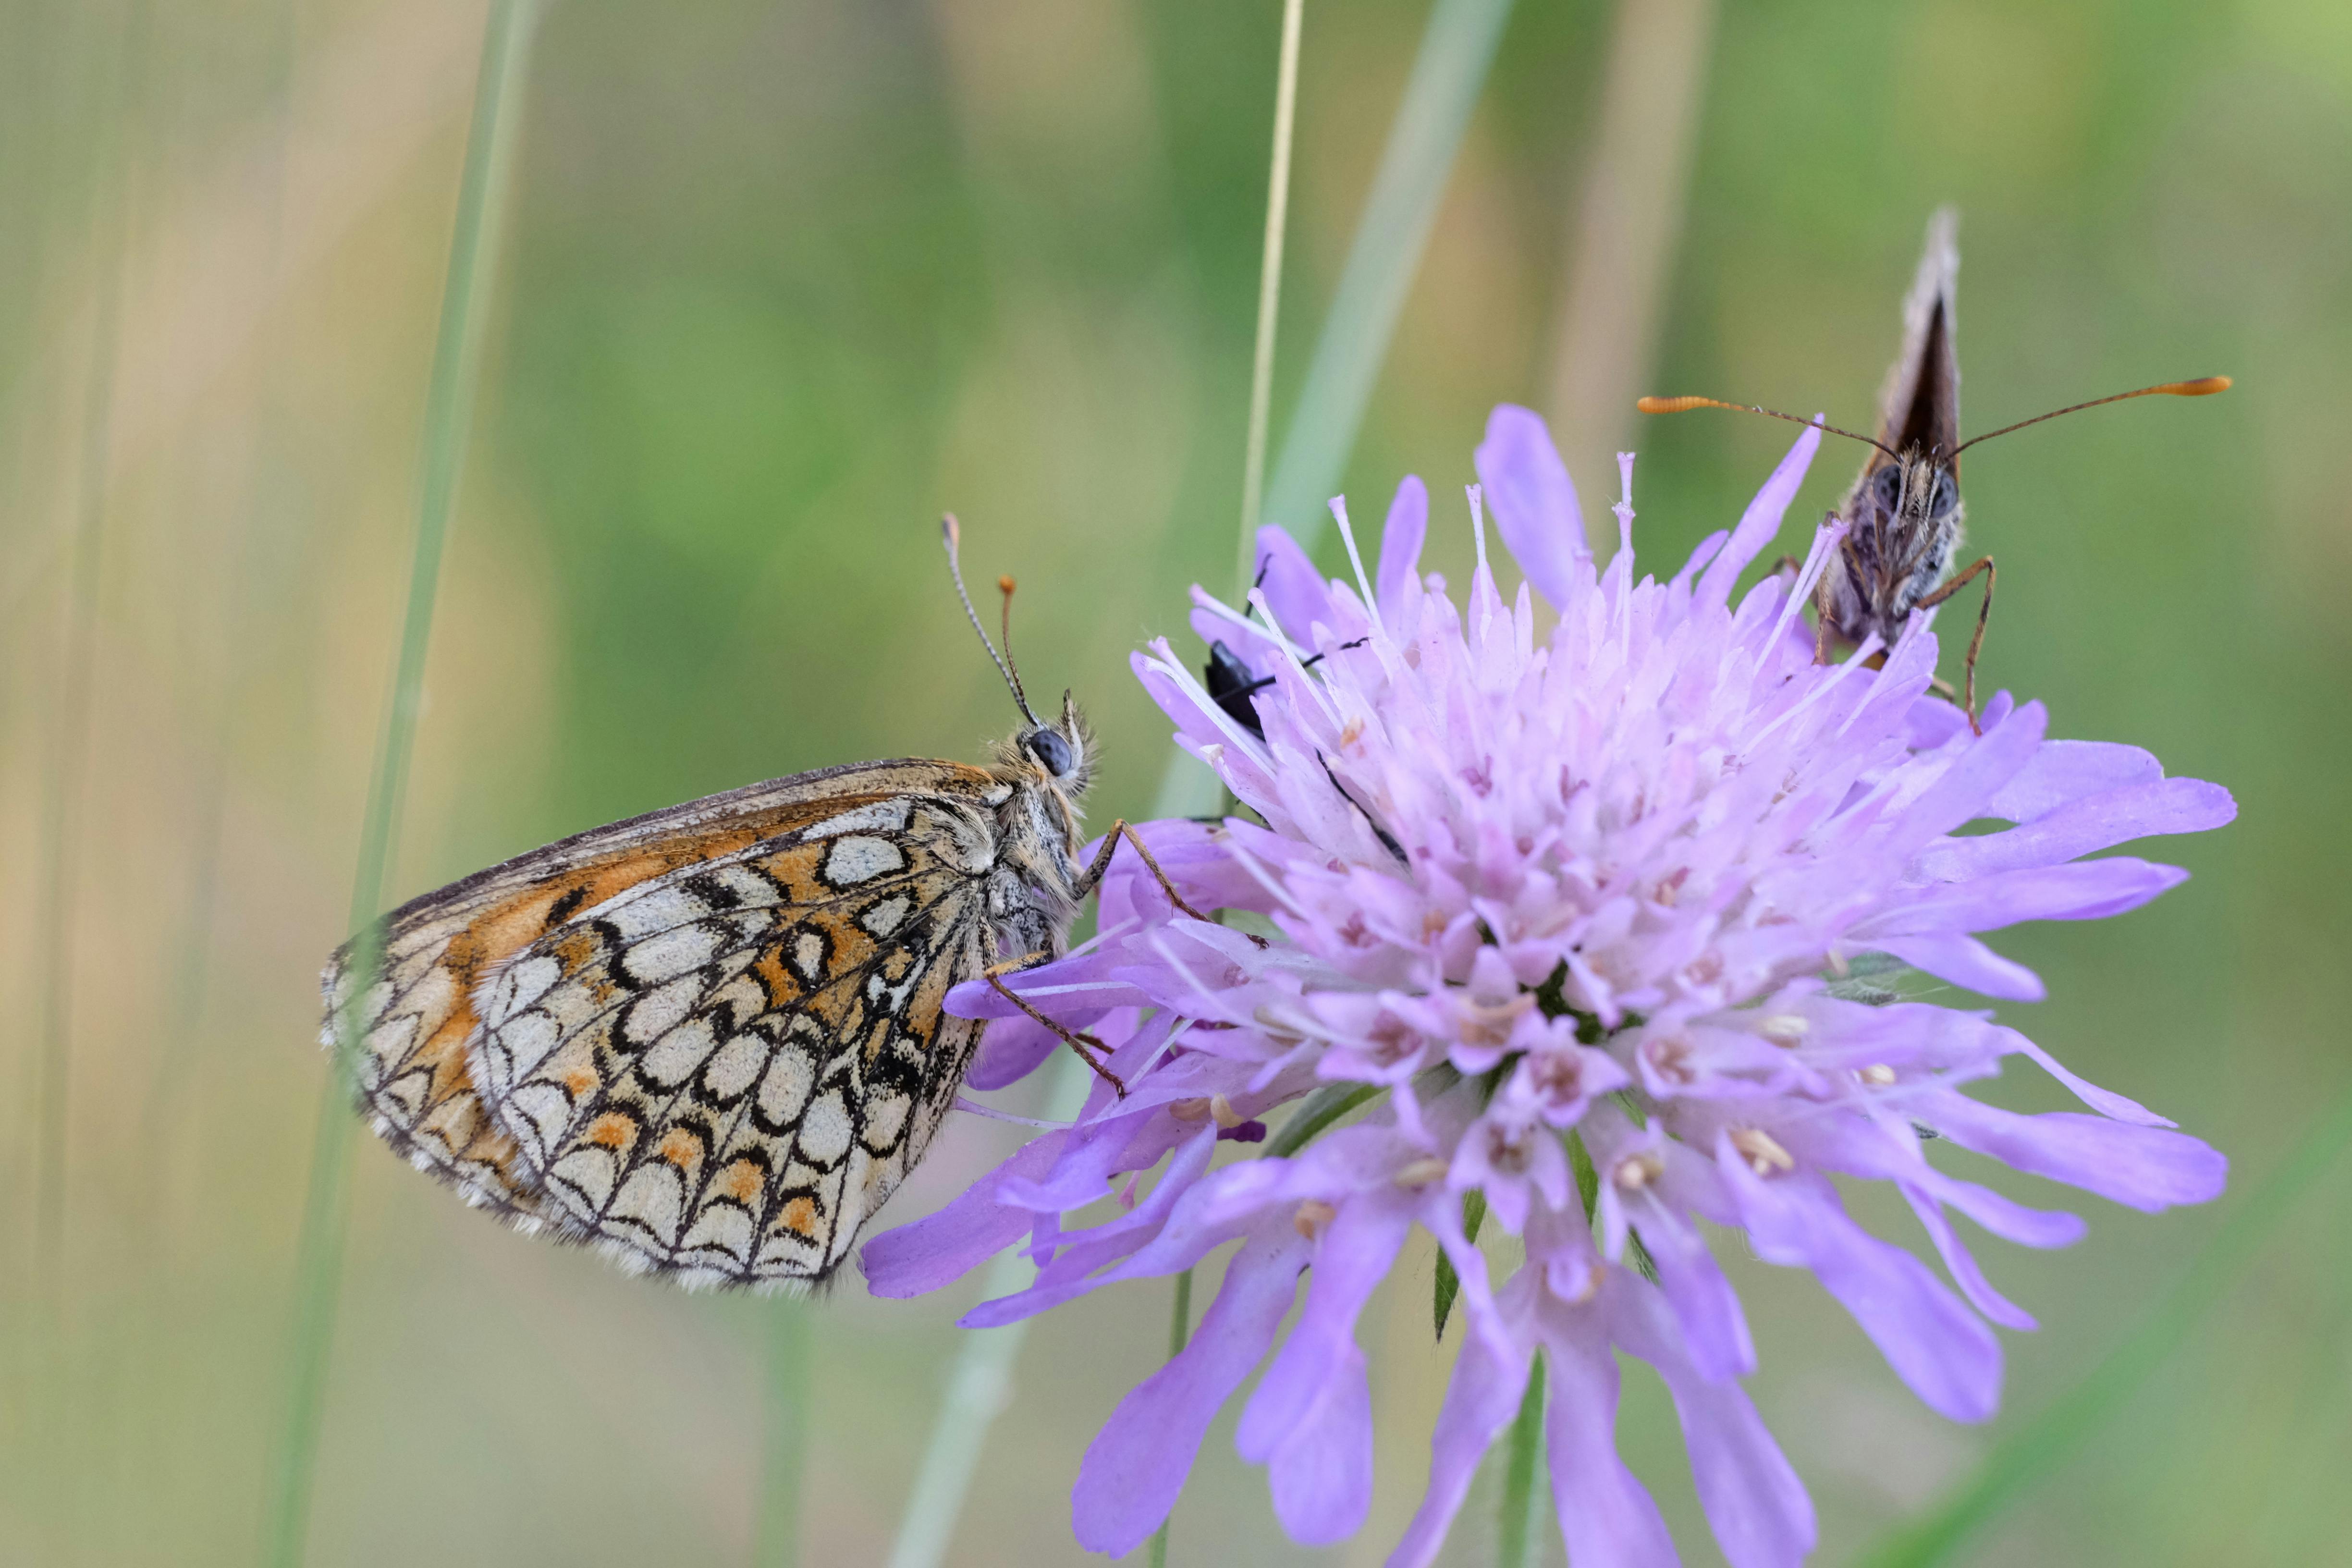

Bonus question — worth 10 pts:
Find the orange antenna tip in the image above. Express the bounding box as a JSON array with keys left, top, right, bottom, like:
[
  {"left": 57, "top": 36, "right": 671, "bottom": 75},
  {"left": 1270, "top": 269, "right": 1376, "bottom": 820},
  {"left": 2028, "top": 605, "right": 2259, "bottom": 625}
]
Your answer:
[
  {"left": 998, "top": 574, "right": 1016, "bottom": 595},
  {"left": 1638, "top": 395, "right": 1716, "bottom": 414},
  {"left": 2163, "top": 375, "right": 2231, "bottom": 396}
]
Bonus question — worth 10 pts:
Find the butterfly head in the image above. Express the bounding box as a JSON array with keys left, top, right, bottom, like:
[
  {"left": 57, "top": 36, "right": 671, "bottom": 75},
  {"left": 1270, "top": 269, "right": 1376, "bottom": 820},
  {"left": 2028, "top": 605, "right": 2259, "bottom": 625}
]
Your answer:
[{"left": 1017, "top": 690, "right": 1095, "bottom": 797}]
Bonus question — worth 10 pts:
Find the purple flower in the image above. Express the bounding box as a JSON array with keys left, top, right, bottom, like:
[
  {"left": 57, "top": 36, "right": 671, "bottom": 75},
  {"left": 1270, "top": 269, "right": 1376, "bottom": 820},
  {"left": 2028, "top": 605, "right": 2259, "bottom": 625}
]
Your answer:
[{"left": 860, "top": 405, "right": 2234, "bottom": 1565}]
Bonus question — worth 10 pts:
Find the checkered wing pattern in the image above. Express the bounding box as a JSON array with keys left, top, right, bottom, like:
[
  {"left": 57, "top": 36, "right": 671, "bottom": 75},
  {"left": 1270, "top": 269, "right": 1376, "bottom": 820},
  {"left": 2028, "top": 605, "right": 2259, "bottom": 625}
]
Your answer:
[{"left": 321, "top": 761, "right": 1015, "bottom": 1287}]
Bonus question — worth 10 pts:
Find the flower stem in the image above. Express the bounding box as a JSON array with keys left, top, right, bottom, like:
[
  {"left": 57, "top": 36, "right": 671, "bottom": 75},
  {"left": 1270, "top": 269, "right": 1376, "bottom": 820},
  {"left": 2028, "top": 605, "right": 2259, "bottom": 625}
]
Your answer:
[
  {"left": 1854, "top": 1078, "right": 2352, "bottom": 1568},
  {"left": 1145, "top": 1269, "right": 1195, "bottom": 1568},
  {"left": 257, "top": 7, "right": 537, "bottom": 1564},
  {"left": 755, "top": 1302, "right": 810, "bottom": 1568},
  {"left": 1266, "top": 1082, "right": 1384, "bottom": 1158},
  {"left": 1496, "top": 1352, "right": 1546, "bottom": 1568},
  {"left": 1235, "top": 0, "right": 1306, "bottom": 597},
  {"left": 887, "top": 1052, "right": 1095, "bottom": 1568}
]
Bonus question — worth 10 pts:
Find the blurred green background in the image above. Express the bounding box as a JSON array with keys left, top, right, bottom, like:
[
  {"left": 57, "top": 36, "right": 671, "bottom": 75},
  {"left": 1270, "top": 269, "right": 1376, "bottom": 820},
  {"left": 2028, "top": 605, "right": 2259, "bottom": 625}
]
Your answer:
[{"left": 4, "top": 0, "right": 2348, "bottom": 1563}]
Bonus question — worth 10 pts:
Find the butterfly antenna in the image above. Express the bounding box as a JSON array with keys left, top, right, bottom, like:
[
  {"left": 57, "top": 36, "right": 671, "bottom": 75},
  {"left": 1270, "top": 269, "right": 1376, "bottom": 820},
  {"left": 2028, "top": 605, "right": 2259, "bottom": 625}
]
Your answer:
[
  {"left": 1637, "top": 395, "right": 1899, "bottom": 461},
  {"left": 1955, "top": 376, "right": 2231, "bottom": 454},
  {"left": 941, "top": 514, "right": 1039, "bottom": 725},
  {"left": 996, "top": 573, "right": 1037, "bottom": 722}
]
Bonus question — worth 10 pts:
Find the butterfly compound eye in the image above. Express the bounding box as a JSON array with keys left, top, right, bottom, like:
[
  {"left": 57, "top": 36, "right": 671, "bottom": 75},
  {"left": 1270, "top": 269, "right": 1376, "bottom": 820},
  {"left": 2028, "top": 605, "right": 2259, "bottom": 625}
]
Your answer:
[{"left": 1025, "top": 728, "right": 1076, "bottom": 776}]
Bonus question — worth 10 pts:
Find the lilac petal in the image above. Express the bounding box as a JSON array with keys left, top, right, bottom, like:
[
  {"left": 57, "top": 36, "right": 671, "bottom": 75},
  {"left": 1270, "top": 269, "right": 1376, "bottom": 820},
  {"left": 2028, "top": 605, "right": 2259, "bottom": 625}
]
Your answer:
[
  {"left": 967, "top": 1014, "right": 1062, "bottom": 1090},
  {"left": 1072, "top": 1228, "right": 1312, "bottom": 1555},
  {"left": 1862, "top": 859, "right": 2190, "bottom": 936},
  {"left": 1237, "top": 1200, "right": 1412, "bottom": 1467},
  {"left": 1698, "top": 424, "right": 1821, "bottom": 609},
  {"left": 1866, "top": 933, "right": 2045, "bottom": 1001},
  {"left": 1385, "top": 1287, "right": 1532, "bottom": 1568},
  {"left": 2007, "top": 1033, "right": 2174, "bottom": 1126},
  {"left": 1626, "top": 1195, "right": 1755, "bottom": 1382},
  {"left": 1265, "top": 1344, "right": 1377, "bottom": 1545},
  {"left": 1252, "top": 523, "right": 1335, "bottom": 643},
  {"left": 1538, "top": 1318, "right": 1680, "bottom": 1568},
  {"left": 1474, "top": 405, "right": 1587, "bottom": 607},
  {"left": 1923, "top": 1094, "right": 2228, "bottom": 1212},
  {"left": 1912, "top": 777, "right": 2236, "bottom": 881},
  {"left": 1900, "top": 1184, "right": 2039, "bottom": 1332},
  {"left": 1378, "top": 475, "right": 1430, "bottom": 620},
  {"left": 1722, "top": 1153, "right": 2002, "bottom": 1421},
  {"left": 1986, "top": 739, "right": 2163, "bottom": 822},
  {"left": 859, "top": 1131, "right": 1067, "bottom": 1296},
  {"left": 1609, "top": 1277, "right": 1815, "bottom": 1568},
  {"left": 1873, "top": 699, "right": 2048, "bottom": 852}
]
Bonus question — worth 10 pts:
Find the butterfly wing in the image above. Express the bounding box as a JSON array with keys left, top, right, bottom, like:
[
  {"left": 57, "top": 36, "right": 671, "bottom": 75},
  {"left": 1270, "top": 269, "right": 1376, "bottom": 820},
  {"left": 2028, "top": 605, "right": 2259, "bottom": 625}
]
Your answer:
[
  {"left": 1871, "top": 205, "right": 1961, "bottom": 467},
  {"left": 319, "top": 760, "right": 1009, "bottom": 1235},
  {"left": 466, "top": 791, "right": 1004, "bottom": 1286}
]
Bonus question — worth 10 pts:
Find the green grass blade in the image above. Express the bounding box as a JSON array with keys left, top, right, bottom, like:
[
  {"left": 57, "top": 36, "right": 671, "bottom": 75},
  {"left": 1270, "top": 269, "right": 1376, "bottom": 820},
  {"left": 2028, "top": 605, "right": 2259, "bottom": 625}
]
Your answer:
[
  {"left": 1144, "top": 1268, "right": 1195, "bottom": 1568},
  {"left": 1496, "top": 1352, "right": 1546, "bottom": 1568},
  {"left": 1852, "top": 1080, "right": 2352, "bottom": 1568},
  {"left": 257, "top": 7, "right": 539, "bottom": 1564},
  {"left": 885, "top": 1053, "right": 1094, "bottom": 1568},
  {"left": 754, "top": 1303, "right": 811, "bottom": 1568},
  {"left": 1257, "top": 0, "right": 1518, "bottom": 551},
  {"left": 1234, "top": 0, "right": 1307, "bottom": 596}
]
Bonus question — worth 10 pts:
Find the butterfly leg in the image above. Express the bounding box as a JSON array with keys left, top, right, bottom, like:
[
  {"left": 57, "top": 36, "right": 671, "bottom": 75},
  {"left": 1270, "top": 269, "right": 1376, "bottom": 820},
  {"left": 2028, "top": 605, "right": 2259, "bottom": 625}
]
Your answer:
[
  {"left": 1913, "top": 555, "right": 1995, "bottom": 734},
  {"left": 1076, "top": 821, "right": 1271, "bottom": 948},
  {"left": 984, "top": 958, "right": 1127, "bottom": 1097}
]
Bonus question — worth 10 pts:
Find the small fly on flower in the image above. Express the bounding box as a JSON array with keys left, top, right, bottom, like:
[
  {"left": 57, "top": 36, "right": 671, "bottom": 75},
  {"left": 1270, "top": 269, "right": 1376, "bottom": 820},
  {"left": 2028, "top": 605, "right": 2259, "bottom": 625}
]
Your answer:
[
  {"left": 1638, "top": 207, "right": 2230, "bottom": 730},
  {"left": 318, "top": 517, "right": 1214, "bottom": 1290}
]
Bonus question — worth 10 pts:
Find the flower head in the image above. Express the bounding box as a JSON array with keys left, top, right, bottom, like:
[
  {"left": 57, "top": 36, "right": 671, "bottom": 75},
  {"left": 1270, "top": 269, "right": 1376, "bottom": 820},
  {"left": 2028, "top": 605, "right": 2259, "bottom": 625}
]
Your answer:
[{"left": 862, "top": 406, "right": 2232, "bottom": 1565}]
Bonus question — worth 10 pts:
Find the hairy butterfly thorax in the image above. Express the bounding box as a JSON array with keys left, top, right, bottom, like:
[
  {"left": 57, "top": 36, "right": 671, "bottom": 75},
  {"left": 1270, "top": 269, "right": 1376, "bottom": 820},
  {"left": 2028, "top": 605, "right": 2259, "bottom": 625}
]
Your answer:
[{"left": 1640, "top": 207, "right": 2229, "bottom": 731}]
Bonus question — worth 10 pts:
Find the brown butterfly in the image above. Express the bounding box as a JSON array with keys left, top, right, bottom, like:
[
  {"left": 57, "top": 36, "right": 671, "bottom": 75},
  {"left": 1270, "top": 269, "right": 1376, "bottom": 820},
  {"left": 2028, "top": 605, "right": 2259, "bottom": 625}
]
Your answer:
[
  {"left": 319, "top": 518, "right": 1201, "bottom": 1290},
  {"left": 1640, "top": 208, "right": 2228, "bottom": 727}
]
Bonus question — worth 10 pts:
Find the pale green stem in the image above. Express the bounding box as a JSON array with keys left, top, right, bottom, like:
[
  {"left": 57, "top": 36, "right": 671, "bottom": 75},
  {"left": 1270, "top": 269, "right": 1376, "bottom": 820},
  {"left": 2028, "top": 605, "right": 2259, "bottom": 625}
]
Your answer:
[
  {"left": 1853, "top": 1079, "right": 2352, "bottom": 1568},
  {"left": 1144, "top": 1268, "right": 1194, "bottom": 1568},
  {"left": 34, "top": 0, "right": 144, "bottom": 1297},
  {"left": 755, "top": 1303, "right": 811, "bottom": 1568},
  {"left": 885, "top": 1050, "right": 1095, "bottom": 1568},
  {"left": 1496, "top": 1353, "right": 1546, "bottom": 1568},
  {"left": 1234, "top": 0, "right": 1307, "bottom": 596},
  {"left": 257, "top": 7, "right": 538, "bottom": 1565},
  {"left": 1255, "top": 0, "right": 1518, "bottom": 550}
]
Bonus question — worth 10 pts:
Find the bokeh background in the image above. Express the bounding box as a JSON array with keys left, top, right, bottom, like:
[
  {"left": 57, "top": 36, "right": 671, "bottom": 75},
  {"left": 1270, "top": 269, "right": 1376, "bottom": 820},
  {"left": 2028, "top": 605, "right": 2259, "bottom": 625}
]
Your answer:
[{"left": 4, "top": 0, "right": 2349, "bottom": 1563}]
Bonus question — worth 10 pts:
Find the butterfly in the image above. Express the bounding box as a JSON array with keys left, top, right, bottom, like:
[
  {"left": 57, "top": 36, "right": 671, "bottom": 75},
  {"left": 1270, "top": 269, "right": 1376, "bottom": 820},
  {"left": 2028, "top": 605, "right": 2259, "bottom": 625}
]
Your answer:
[
  {"left": 1640, "top": 207, "right": 2228, "bottom": 728},
  {"left": 319, "top": 517, "right": 1203, "bottom": 1290}
]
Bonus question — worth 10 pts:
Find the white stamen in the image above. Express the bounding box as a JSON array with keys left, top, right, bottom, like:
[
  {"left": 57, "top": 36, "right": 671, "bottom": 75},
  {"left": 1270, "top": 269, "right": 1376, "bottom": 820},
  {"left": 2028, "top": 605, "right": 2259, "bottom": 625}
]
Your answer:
[{"left": 1329, "top": 495, "right": 1388, "bottom": 645}]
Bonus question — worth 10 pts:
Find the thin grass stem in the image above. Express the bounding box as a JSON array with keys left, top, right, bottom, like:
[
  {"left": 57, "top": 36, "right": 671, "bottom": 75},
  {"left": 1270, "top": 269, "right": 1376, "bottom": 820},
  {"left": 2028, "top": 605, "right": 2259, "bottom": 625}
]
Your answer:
[
  {"left": 257, "top": 7, "right": 538, "bottom": 1564},
  {"left": 1496, "top": 1352, "right": 1546, "bottom": 1568},
  {"left": 33, "top": 0, "right": 145, "bottom": 1298},
  {"left": 755, "top": 1302, "right": 811, "bottom": 1568},
  {"left": 1144, "top": 1268, "right": 1195, "bottom": 1568},
  {"left": 1235, "top": 0, "right": 1307, "bottom": 597},
  {"left": 885, "top": 1050, "right": 1095, "bottom": 1568},
  {"left": 1257, "top": 0, "right": 1517, "bottom": 551},
  {"left": 1853, "top": 1078, "right": 2352, "bottom": 1568}
]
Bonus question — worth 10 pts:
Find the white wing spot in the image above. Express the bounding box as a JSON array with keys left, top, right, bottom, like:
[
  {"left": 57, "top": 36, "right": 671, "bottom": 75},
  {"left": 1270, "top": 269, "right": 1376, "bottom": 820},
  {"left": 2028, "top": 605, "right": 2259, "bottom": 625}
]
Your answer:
[
  {"left": 622, "top": 921, "right": 724, "bottom": 987},
  {"left": 790, "top": 931, "right": 827, "bottom": 985},
  {"left": 823, "top": 835, "right": 906, "bottom": 886},
  {"left": 859, "top": 895, "right": 913, "bottom": 938},
  {"left": 701, "top": 1032, "right": 766, "bottom": 1100},
  {"left": 806, "top": 799, "right": 915, "bottom": 838},
  {"left": 796, "top": 1089, "right": 854, "bottom": 1165}
]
